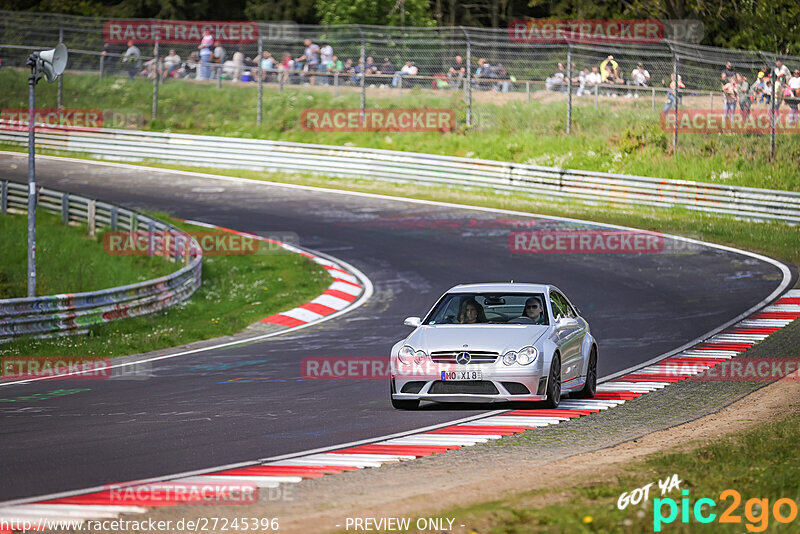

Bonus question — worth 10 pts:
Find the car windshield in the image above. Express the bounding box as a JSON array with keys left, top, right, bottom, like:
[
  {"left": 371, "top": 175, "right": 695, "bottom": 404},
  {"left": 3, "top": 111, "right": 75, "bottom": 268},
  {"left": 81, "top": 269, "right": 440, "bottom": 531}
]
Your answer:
[{"left": 424, "top": 293, "right": 549, "bottom": 325}]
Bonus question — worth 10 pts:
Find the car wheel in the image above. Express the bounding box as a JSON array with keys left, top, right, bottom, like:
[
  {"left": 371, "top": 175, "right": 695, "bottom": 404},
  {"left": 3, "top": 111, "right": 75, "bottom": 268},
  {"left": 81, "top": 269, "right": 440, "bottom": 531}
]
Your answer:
[
  {"left": 541, "top": 354, "right": 561, "bottom": 408},
  {"left": 391, "top": 397, "right": 420, "bottom": 410},
  {"left": 573, "top": 346, "right": 597, "bottom": 399}
]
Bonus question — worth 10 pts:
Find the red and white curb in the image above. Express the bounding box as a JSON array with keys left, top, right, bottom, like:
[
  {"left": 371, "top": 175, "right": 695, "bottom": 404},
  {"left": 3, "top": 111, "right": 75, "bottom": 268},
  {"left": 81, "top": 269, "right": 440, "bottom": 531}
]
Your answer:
[
  {"left": 2, "top": 290, "right": 797, "bottom": 529},
  {"left": 182, "top": 221, "right": 367, "bottom": 327}
]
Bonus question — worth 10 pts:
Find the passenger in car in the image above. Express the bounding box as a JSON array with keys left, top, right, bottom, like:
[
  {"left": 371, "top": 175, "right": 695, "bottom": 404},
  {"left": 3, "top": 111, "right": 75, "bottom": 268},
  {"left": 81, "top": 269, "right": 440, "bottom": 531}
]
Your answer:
[
  {"left": 459, "top": 298, "right": 488, "bottom": 323},
  {"left": 522, "top": 297, "right": 547, "bottom": 324}
]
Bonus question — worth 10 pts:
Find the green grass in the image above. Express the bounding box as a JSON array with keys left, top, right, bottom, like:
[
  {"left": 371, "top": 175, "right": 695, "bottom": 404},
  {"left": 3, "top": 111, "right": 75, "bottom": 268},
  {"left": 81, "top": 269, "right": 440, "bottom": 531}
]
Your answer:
[
  {"left": 0, "top": 216, "right": 333, "bottom": 358},
  {"left": 438, "top": 413, "right": 800, "bottom": 533},
  {"left": 0, "top": 210, "right": 173, "bottom": 298},
  {"left": 2, "top": 69, "right": 799, "bottom": 192}
]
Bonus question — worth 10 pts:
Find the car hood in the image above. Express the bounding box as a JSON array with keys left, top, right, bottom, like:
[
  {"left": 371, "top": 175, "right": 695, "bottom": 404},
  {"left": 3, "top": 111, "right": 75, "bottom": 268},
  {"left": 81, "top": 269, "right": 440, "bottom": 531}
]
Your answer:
[{"left": 405, "top": 325, "right": 548, "bottom": 353}]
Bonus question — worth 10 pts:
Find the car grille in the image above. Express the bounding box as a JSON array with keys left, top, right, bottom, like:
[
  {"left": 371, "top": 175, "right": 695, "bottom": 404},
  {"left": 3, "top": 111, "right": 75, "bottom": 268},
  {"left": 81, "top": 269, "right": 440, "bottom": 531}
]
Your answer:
[
  {"left": 430, "top": 350, "right": 499, "bottom": 365},
  {"left": 400, "top": 381, "right": 426, "bottom": 394},
  {"left": 428, "top": 380, "right": 499, "bottom": 395}
]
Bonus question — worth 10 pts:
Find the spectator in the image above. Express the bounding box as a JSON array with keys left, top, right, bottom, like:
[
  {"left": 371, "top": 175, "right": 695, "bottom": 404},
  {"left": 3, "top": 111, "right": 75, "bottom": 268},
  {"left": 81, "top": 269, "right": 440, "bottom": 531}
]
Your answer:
[
  {"left": 448, "top": 55, "right": 465, "bottom": 88},
  {"left": 545, "top": 62, "right": 567, "bottom": 91},
  {"left": 160, "top": 49, "right": 181, "bottom": 80},
  {"left": 628, "top": 62, "right": 650, "bottom": 98},
  {"left": 279, "top": 51, "right": 294, "bottom": 84},
  {"left": 329, "top": 55, "right": 344, "bottom": 73},
  {"left": 736, "top": 73, "right": 751, "bottom": 120},
  {"left": 296, "top": 39, "right": 320, "bottom": 85},
  {"left": 101, "top": 42, "right": 117, "bottom": 78},
  {"left": 197, "top": 29, "right": 213, "bottom": 80},
  {"left": 585, "top": 66, "right": 601, "bottom": 94},
  {"left": 492, "top": 63, "right": 512, "bottom": 92},
  {"left": 599, "top": 55, "right": 617, "bottom": 82},
  {"left": 722, "top": 77, "right": 738, "bottom": 123},
  {"left": 392, "top": 60, "right": 417, "bottom": 88},
  {"left": 788, "top": 69, "right": 800, "bottom": 95},
  {"left": 211, "top": 44, "right": 226, "bottom": 79},
  {"left": 319, "top": 42, "right": 333, "bottom": 84},
  {"left": 576, "top": 67, "right": 589, "bottom": 96},
  {"left": 786, "top": 69, "right": 800, "bottom": 120},
  {"left": 260, "top": 51, "right": 275, "bottom": 81},
  {"left": 664, "top": 73, "right": 685, "bottom": 112},
  {"left": 180, "top": 51, "right": 199, "bottom": 79},
  {"left": 365, "top": 56, "right": 378, "bottom": 85},
  {"left": 773, "top": 60, "right": 791, "bottom": 107},
  {"left": 122, "top": 40, "right": 141, "bottom": 82},
  {"left": 231, "top": 47, "right": 244, "bottom": 81},
  {"left": 754, "top": 71, "right": 767, "bottom": 104},
  {"left": 720, "top": 61, "right": 736, "bottom": 85}
]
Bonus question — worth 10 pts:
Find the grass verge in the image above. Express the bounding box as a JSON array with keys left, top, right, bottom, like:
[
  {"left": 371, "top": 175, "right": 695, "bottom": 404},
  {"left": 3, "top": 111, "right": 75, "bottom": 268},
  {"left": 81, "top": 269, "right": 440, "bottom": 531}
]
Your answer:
[
  {"left": 0, "top": 210, "right": 173, "bottom": 298},
  {"left": 437, "top": 412, "right": 800, "bottom": 533},
  {"left": 1, "top": 69, "right": 799, "bottom": 191},
  {"left": 0, "top": 216, "right": 333, "bottom": 358}
]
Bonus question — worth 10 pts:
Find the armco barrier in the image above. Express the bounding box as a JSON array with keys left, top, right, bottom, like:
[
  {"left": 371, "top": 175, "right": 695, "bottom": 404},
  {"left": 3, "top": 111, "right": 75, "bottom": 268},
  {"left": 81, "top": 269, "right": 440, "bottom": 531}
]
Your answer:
[
  {"left": 0, "top": 180, "right": 202, "bottom": 342},
  {"left": 2, "top": 127, "right": 799, "bottom": 223}
]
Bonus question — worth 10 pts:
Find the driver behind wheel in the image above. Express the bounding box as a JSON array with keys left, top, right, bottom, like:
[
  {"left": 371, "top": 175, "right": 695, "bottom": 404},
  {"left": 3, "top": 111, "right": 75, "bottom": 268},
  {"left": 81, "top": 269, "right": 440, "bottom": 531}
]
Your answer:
[
  {"left": 459, "top": 297, "right": 487, "bottom": 323},
  {"left": 521, "top": 297, "right": 546, "bottom": 324}
]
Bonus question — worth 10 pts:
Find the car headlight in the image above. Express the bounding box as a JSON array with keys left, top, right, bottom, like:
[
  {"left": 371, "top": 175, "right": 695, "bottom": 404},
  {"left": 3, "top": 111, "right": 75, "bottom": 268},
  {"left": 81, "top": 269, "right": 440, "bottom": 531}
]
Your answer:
[
  {"left": 413, "top": 350, "right": 429, "bottom": 365},
  {"left": 516, "top": 346, "right": 539, "bottom": 366},
  {"left": 398, "top": 345, "right": 414, "bottom": 365},
  {"left": 502, "top": 351, "right": 517, "bottom": 366}
]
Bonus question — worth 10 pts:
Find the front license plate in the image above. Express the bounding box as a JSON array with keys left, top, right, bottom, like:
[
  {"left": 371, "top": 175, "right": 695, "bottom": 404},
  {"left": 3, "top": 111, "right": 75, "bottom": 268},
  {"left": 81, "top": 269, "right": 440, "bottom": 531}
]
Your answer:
[{"left": 441, "top": 370, "right": 482, "bottom": 381}]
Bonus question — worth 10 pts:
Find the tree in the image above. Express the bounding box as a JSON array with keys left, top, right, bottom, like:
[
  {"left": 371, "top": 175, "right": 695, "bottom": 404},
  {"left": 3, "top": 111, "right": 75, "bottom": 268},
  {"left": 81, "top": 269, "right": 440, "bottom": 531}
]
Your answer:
[{"left": 316, "top": 0, "right": 436, "bottom": 26}]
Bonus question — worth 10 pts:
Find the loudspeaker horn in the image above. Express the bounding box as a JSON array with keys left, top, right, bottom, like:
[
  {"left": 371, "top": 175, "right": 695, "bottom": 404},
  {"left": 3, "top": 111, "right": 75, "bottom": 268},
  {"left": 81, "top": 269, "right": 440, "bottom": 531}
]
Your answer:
[{"left": 39, "top": 43, "right": 68, "bottom": 83}]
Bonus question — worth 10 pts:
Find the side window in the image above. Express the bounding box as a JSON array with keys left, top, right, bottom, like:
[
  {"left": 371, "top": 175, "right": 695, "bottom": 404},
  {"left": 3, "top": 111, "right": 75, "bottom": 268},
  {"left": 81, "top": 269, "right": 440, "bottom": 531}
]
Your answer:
[
  {"left": 550, "top": 292, "right": 567, "bottom": 319},
  {"left": 557, "top": 292, "right": 577, "bottom": 318}
]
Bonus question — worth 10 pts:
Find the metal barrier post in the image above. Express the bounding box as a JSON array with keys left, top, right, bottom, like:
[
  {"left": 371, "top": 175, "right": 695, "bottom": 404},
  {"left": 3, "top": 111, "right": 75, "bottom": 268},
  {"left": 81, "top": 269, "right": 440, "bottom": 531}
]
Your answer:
[
  {"left": 131, "top": 211, "right": 138, "bottom": 231},
  {"left": 279, "top": 73, "right": 284, "bottom": 93},
  {"left": 594, "top": 83, "right": 598, "bottom": 110},
  {"left": 61, "top": 192, "right": 69, "bottom": 224},
  {"left": 99, "top": 54, "right": 104, "bottom": 79},
  {"left": 334, "top": 72, "right": 339, "bottom": 96},
  {"left": 1, "top": 181, "right": 6, "bottom": 214},
  {"left": 566, "top": 44, "right": 572, "bottom": 134},
  {"left": 770, "top": 63, "right": 776, "bottom": 162},
  {"left": 111, "top": 206, "right": 118, "bottom": 230},
  {"left": 709, "top": 91, "right": 713, "bottom": 111},
  {"left": 152, "top": 39, "right": 159, "bottom": 120},
  {"left": 88, "top": 200, "right": 96, "bottom": 237},
  {"left": 257, "top": 37, "right": 263, "bottom": 126},
  {"left": 652, "top": 88, "right": 655, "bottom": 111},
  {"left": 526, "top": 81, "right": 530, "bottom": 104},
  {"left": 217, "top": 64, "right": 222, "bottom": 89},
  {"left": 147, "top": 221, "right": 155, "bottom": 255},
  {"left": 27, "top": 55, "right": 38, "bottom": 297}
]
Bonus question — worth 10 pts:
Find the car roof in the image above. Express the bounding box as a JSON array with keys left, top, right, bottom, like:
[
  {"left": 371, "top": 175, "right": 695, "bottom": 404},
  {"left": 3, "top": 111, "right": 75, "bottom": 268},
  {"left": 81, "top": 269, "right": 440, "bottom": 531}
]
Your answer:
[{"left": 446, "top": 282, "right": 554, "bottom": 293}]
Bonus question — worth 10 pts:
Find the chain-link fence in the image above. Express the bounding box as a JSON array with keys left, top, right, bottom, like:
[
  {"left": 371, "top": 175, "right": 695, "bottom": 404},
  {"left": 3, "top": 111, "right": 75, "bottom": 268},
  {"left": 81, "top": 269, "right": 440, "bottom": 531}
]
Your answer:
[{"left": 2, "top": 10, "right": 799, "bottom": 159}]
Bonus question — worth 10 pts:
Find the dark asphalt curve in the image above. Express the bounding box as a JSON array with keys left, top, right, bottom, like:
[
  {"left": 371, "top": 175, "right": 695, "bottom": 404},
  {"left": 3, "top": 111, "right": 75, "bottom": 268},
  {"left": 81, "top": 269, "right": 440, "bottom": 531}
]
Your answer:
[{"left": 0, "top": 154, "right": 790, "bottom": 502}]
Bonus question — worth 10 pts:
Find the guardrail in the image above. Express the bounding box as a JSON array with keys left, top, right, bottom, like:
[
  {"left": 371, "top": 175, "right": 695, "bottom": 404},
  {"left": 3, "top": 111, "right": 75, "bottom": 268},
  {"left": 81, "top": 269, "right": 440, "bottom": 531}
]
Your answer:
[
  {"left": 1, "top": 127, "right": 799, "bottom": 223},
  {"left": 0, "top": 179, "right": 202, "bottom": 342}
]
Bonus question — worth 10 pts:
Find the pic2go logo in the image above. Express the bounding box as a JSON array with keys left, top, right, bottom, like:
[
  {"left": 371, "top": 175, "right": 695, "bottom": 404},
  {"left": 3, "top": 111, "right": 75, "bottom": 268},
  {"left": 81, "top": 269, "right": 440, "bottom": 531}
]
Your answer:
[{"left": 654, "top": 489, "right": 799, "bottom": 532}]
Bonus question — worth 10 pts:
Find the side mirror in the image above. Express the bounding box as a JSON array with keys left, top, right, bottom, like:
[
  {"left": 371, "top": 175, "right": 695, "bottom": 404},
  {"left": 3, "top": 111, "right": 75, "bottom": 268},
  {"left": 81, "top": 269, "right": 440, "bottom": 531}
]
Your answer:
[
  {"left": 403, "top": 316, "right": 421, "bottom": 328},
  {"left": 557, "top": 317, "right": 579, "bottom": 330}
]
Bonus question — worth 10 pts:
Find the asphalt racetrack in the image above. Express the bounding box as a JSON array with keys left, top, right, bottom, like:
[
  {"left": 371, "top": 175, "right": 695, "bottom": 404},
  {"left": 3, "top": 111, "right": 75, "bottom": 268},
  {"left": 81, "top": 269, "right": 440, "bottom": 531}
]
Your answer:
[{"left": 0, "top": 153, "right": 790, "bottom": 502}]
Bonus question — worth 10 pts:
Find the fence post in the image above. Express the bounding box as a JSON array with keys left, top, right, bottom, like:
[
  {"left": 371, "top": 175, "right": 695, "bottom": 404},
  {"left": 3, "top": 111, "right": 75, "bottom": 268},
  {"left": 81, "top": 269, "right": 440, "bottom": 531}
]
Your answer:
[
  {"left": 61, "top": 192, "right": 69, "bottom": 224},
  {"left": 594, "top": 83, "right": 598, "bottom": 110},
  {"left": 152, "top": 39, "right": 159, "bottom": 120},
  {"left": 566, "top": 43, "right": 572, "bottom": 134},
  {"left": 57, "top": 15, "right": 64, "bottom": 109},
  {"left": 111, "top": 206, "right": 118, "bottom": 231},
  {"left": 217, "top": 64, "right": 222, "bottom": 89},
  {"left": 99, "top": 54, "right": 104, "bottom": 80},
  {"left": 131, "top": 212, "right": 138, "bottom": 231},
  {"left": 257, "top": 37, "right": 263, "bottom": 126},
  {"left": 461, "top": 27, "right": 472, "bottom": 128},
  {"left": 358, "top": 25, "right": 366, "bottom": 126},
  {"left": 147, "top": 221, "right": 155, "bottom": 256},
  {"left": 672, "top": 51, "right": 679, "bottom": 153},
  {"left": 709, "top": 91, "right": 713, "bottom": 111},
  {"left": 1, "top": 181, "right": 6, "bottom": 214},
  {"left": 334, "top": 72, "right": 339, "bottom": 96},
  {"left": 279, "top": 73, "right": 284, "bottom": 93},
  {"left": 526, "top": 81, "right": 530, "bottom": 104},
  {"left": 651, "top": 88, "right": 655, "bottom": 112}
]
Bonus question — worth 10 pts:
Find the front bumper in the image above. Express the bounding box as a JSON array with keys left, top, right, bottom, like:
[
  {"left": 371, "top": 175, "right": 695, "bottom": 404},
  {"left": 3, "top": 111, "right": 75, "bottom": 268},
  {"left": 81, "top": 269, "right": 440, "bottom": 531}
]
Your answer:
[{"left": 392, "top": 366, "right": 546, "bottom": 403}]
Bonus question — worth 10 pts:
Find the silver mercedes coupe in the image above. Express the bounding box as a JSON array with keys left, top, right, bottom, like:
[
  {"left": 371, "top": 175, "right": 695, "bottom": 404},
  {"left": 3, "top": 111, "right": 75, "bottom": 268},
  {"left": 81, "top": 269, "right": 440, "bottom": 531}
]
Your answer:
[{"left": 390, "top": 282, "right": 598, "bottom": 409}]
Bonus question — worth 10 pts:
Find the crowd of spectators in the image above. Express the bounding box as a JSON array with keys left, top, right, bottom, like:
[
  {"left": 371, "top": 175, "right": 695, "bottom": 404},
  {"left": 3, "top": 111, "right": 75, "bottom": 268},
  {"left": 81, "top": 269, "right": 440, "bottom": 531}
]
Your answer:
[{"left": 106, "top": 33, "right": 800, "bottom": 118}]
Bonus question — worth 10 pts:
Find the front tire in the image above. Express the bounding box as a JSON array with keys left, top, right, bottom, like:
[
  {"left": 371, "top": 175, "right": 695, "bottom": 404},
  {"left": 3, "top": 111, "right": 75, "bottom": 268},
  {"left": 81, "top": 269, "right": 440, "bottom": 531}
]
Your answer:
[
  {"left": 541, "top": 355, "right": 561, "bottom": 408},
  {"left": 573, "top": 346, "right": 597, "bottom": 399}
]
